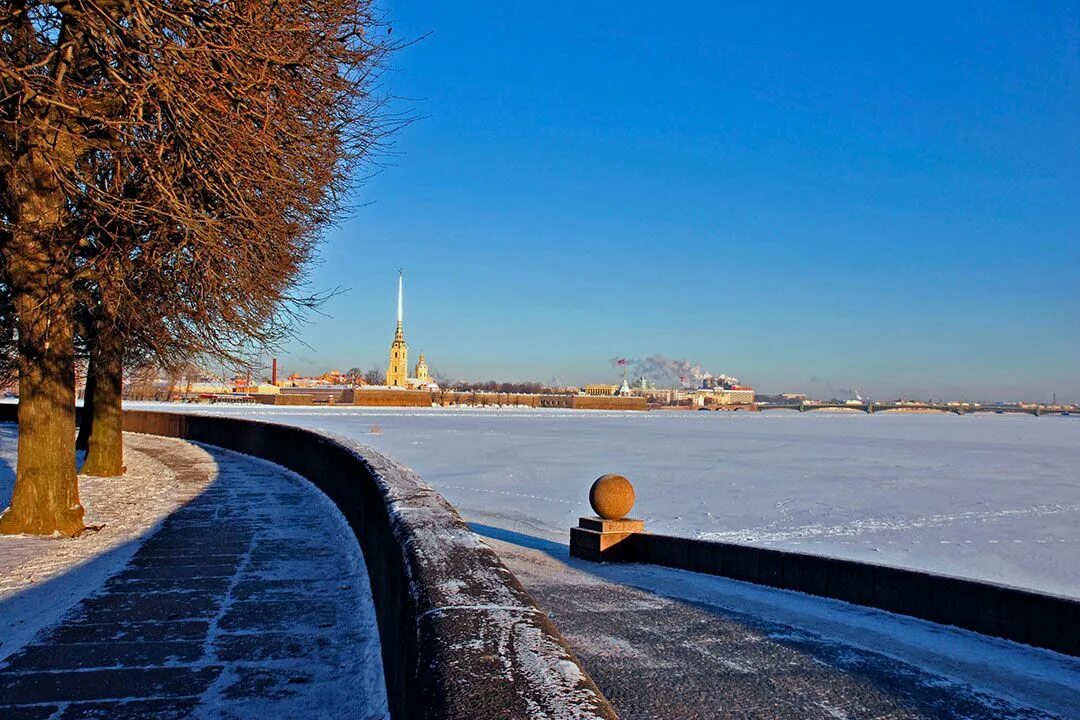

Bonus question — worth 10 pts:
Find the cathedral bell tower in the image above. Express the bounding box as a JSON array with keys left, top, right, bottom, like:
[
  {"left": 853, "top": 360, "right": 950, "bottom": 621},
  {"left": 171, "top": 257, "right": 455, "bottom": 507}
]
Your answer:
[{"left": 386, "top": 272, "right": 409, "bottom": 387}]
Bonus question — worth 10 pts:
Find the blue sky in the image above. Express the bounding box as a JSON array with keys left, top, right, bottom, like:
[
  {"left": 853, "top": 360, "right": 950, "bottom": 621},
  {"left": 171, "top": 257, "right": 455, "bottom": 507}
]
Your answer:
[{"left": 279, "top": 1, "right": 1079, "bottom": 402}]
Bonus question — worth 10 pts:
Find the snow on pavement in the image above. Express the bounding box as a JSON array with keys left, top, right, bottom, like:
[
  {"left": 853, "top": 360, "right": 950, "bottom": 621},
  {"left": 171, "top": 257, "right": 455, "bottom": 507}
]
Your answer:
[
  {"left": 488, "top": 530, "right": 1080, "bottom": 720},
  {"left": 0, "top": 425, "right": 215, "bottom": 660},
  {"left": 125, "top": 404, "right": 1080, "bottom": 598}
]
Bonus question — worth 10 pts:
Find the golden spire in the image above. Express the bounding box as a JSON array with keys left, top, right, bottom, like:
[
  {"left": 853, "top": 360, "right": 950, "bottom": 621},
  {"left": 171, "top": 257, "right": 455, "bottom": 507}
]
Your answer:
[{"left": 387, "top": 270, "right": 409, "bottom": 386}]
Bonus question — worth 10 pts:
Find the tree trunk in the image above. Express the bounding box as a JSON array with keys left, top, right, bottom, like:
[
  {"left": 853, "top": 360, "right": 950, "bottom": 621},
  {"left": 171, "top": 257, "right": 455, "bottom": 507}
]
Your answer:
[
  {"left": 81, "top": 320, "right": 124, "bottom": 477},
  {"left": 0, "top": 134, "right": 84, "bottom": 536},
  {"left": 76, "top": 355, "right": 96, "bottom": 451},
  {"left": 0, "top": 241, "right": 83, "bottom": 536}
]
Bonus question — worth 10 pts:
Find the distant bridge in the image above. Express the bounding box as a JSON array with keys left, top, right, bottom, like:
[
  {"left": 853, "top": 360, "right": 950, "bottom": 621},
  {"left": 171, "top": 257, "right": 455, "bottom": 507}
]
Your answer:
[{"left": 756, "top": 402, "right": 1075, "bottom": 416}]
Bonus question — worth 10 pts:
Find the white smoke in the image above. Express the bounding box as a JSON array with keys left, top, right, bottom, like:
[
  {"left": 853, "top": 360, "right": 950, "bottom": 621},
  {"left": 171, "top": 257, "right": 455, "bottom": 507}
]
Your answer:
[
  {"left": 808, "top": 376, "right": 862, "bottom": 402},
  {"left": 611, "top": 355, "right": 739, "bottom": 389}
]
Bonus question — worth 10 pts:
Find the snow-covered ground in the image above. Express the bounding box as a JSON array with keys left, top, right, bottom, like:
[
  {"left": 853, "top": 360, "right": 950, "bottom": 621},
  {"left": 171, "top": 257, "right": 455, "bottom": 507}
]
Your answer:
[
  {"left": 126, "top": 403, "right": 1080, "bottom": 599},
  {"left": 0, "top": 425, "right": 215, "bottom": 660}
]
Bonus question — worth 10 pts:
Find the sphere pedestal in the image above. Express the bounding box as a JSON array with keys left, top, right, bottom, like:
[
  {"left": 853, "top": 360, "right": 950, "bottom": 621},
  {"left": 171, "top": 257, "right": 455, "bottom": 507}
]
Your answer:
[
  {"left": 570, "top": 473, "right": 646, "bottom": 562},
  {"left": 569, "top": 516, "right": 646, "bottom": 562}
]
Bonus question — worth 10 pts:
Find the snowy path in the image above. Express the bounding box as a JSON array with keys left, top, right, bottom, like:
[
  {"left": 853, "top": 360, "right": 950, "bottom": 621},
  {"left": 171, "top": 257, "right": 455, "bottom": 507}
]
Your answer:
[
  {"left": 0, "top": 432, "right": 388, "bottom": 719},
  {"left": 124, "top": 405, "right": 1080, "bottom": 598},
  {"left": 481, "top": 527, "right": 1080, "bottom": 720},
  {"left": 0, "top": 425, "right": 216, "bottom": 661}
]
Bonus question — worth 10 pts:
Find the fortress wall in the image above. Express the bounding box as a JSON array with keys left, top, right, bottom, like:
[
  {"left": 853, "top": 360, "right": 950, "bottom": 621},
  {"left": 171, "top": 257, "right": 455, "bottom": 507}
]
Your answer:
[
  {"left": 351, "top": 389, "right": 435, "bottom": 407},
  {"left": 538, "top": 395, "right": 574, "bottom": 408},
  {"left": 255, "top": 393, "right": 315, "bottom": 406},
  {"left": 572, "top": 395, "right": 648, "bottom": 411},
  {"left": 437, "top": 392, "right": 541, "bottom": 407},
  {"left": 253, "top": 390, "right": 646, "bottom": 410},
  {"left": 436, "top": 393, "right": 645, "bottom": 410}
]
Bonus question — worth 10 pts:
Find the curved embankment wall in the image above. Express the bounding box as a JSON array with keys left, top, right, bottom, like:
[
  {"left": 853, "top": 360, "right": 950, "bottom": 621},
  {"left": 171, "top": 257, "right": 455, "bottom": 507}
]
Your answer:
[{"left": 0, "top": 406, "right": 616, "bottom": 719}]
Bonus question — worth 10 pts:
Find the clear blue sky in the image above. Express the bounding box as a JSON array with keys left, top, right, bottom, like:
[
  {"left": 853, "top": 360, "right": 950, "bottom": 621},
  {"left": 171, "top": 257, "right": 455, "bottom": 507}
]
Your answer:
[{"left": 278, "top": 1, "right": 1079, "bottom": 402}]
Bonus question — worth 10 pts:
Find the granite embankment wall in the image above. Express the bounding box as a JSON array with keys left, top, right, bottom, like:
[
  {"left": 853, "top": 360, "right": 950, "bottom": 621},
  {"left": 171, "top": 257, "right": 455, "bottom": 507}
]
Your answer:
[
  {"left": 603, "top": 532, "right": 1079, "bottom": 657},
  {"left": 0, "top": 405, "right": 616, "bottom": 719}
]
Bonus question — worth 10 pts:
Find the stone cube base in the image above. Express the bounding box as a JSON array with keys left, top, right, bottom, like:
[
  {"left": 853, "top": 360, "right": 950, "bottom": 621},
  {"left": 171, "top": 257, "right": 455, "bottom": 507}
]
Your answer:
[{"left": 569, "top": 517, "right": 645, "bottom": 563}]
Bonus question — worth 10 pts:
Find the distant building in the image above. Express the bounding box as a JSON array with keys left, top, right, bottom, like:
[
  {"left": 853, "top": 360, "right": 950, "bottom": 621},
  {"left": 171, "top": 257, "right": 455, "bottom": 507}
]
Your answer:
[
  {"left": 720, "top": 386, "right": 755, "bottom": 404},
  {"left": 584, "top": 384, "right": 618, "bottom": 396},
  {"left": 406, "top": 353, "right": 439, "bottom": 390},
  {"left": 628, "top": 387, "right": 691, "bottom": 404},
  {"left": 382, "top": 272, "right": 439, "bottom": 391},
  {"left": 414, "top": 354, "right": 430, "bottom": 383},
  {"left": 694, "top": 385, "right": 755, "bottom": 406}
]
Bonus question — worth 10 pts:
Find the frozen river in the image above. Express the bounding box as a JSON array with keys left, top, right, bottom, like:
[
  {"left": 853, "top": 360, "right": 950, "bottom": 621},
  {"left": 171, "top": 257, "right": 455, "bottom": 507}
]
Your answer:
[{"left": 128, "top": 403, "right": 1080, "bottom": 598}]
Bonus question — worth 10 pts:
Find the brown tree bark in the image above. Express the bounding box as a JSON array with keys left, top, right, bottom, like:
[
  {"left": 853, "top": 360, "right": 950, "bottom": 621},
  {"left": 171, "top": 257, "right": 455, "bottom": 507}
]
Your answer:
[
  {"left": 81, "top": 320, "right": 124, "bottom": 477},
  {"left": 0, "top": 234, "right": 83, "bottom": 535},
  {"left": 0, "top": 129, "right": 84, "bottom": 535}
]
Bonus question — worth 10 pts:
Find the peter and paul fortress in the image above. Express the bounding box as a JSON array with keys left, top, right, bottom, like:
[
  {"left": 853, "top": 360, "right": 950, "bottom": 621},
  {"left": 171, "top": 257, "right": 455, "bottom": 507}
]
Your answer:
[{"left": 386, "top": 272, "right": 436, "bottom": 389}]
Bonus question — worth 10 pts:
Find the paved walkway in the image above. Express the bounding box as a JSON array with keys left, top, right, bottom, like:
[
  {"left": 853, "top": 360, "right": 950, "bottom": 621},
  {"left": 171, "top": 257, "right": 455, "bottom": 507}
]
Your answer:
[
  {"left": 0, "top": 434, "right": 387, "bottom": 719},
  {"left": 480, "top": 526, "right": 1080, "bottom": 720}
]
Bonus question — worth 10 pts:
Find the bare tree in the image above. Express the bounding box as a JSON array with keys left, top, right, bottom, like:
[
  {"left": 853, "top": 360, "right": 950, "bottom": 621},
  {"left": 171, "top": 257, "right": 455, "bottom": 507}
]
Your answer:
[{"left": 1, "top": 0, "right": 395, "bottom": 533}]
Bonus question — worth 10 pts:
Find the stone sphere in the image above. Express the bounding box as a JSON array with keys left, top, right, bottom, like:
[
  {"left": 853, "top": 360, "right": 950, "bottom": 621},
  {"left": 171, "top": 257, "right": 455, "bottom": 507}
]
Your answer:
[{"left": 589, "top": 474, "right": 635, "bottom": 520}]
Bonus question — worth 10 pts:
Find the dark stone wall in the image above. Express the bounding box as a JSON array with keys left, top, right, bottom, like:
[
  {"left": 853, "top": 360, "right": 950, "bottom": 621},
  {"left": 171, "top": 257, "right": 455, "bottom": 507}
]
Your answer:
[
  {"left": 629, "top": 533, "right": 1079, "bottom": 657},
  {"left": 0, "top": 405, "right": 617, "bottom": 719}
]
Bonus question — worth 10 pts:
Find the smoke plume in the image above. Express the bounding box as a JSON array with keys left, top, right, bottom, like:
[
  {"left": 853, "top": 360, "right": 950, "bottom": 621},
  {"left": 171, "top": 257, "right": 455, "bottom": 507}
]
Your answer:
[
  {"left": 610, "top": 355, "right": 739, "bottom": 389},
  {"left": 808, "top": 376, "right": 863, "bottom": 401}
]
